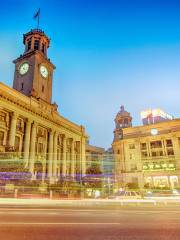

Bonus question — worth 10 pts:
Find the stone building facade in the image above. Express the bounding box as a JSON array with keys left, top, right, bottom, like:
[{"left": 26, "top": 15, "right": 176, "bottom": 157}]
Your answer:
[
  {"left": 0, "top": 29, "right": 87, "bottom": 183},
  {"left": 86, "top": 143, "right": 105, "bottom": 171},
  {"left": 112, "top": 106, "right": 180, "bottom": 189}
]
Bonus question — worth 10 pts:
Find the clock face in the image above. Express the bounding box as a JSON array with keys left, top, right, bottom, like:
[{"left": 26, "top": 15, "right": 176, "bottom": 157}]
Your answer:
[
  {"left": 40, "top": 65, "right": 48, "bottom": 78},
  {"left": 151, "top": 128, "right": 158, "bottom": 136},
  {"left": 19, "top": 62, "right": 29, "bottom": 75}
]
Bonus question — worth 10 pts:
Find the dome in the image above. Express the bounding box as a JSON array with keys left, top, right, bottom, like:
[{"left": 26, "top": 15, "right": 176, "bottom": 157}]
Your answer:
[{"left": 116, "top": 105, "right": 131, "bottom": 118}]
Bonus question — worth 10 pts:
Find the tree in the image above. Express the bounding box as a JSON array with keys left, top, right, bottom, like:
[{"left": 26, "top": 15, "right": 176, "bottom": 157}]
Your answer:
[{"left": 83, "top": 163, "right": 103, "bottom": 197}]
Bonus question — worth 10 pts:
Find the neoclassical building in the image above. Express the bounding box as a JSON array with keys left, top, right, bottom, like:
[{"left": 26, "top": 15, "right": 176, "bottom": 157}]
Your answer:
[
  {"left": 112, "top": 106, "right": 180, "bottom": 189},
  {"left": 0, "top": 28, "right": 87, "bottom": 182}
]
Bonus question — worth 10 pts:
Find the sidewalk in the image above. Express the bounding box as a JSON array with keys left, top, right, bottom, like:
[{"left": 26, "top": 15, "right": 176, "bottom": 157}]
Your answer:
[{"left": 1, "top": 197, "right": 180, "bottom": 207}]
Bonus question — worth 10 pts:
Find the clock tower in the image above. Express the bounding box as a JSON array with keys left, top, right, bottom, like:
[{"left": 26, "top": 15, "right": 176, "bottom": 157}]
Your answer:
[{"left": 13, "top": 29, "right": 55, "bottom": 103}]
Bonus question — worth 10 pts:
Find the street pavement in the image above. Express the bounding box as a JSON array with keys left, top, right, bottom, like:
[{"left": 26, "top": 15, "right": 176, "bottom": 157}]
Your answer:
[{"left": 0, "top": 205, "right": 180, "bottom": 240}]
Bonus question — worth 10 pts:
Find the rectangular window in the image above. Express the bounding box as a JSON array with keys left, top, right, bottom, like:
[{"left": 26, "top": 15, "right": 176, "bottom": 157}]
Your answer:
[
  {"left": 131, "top": 163, "right": 137, "bottom": 171},
  {"left": 166, "top": 139, "right": 173, "bottom": 147},
  {"left": 152, "top": 152, "right": 157, "bottom": 157},
  {"left": 129, "top": 144, "right": 135, "bottom": 149},
  {"left": 167, "top": 149, "right": 174, "bottom": 156},
  {"left": 141, "top": 143, "right": 147, "bottom": 150},
  {"left": 141, "top": 151, "right": 148, "bottom": 158},
  {"left": 150, "top": 141, "right": 162, "bottom": 149}
]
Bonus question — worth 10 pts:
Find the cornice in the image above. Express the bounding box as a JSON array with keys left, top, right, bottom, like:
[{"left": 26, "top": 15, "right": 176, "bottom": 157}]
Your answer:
[{"left": 0, "top": 82, "right": 87, "bottom": 137}]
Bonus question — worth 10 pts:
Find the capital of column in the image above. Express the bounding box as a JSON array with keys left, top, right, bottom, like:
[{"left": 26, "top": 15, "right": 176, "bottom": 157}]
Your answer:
[
  {"left": 10, "top": 111, "right": 18, "bottom": 119},
  {"left": 26, "top": 118, "right": 33, "bottom": 126},
  {"left": 32, "top": 121, "right": 38, "bottom": 129},
  {"left": 62, "top": 134, "right": 67, "bottom": 143},
  {"left": 54, "top": 131, "right": 58, "bottom": 137}
]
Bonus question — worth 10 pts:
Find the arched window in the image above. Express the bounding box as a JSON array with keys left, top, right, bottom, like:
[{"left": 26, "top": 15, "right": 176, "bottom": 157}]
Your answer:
[
  {"left": 27, "top": 39, "right": 32, "bottom": 51},
  {"left": 34, "top": 40, "right": 40, "bottom": 50},
  {"left": 124, "top": 118, "right": 129, "bottom": 125},
  {"left": 41, "top": 43, "right": 45, "bottom": 53}
]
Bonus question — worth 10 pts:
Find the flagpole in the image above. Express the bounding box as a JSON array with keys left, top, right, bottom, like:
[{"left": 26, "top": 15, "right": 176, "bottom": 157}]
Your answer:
[
  {"left": 38, "top": 14, "right": 39, "bottom": 29},
  {"left": 37, "top": 9, "right": 40, "bottom": 29}
]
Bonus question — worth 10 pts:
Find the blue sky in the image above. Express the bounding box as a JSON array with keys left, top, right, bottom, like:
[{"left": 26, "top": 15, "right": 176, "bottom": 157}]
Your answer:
[{"left": 0, "top": 0, "right": 180, "bottom": 148}]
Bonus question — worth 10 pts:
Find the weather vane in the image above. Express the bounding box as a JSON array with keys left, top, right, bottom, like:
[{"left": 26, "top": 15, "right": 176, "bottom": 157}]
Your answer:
[{"left": 33, "top": 8, "right": 41, "bottom": 29}]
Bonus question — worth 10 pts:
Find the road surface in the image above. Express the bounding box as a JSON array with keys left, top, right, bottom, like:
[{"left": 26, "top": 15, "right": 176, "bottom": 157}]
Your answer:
[{"left": 0, "top": 205, "right": 180, "bottom": 240}]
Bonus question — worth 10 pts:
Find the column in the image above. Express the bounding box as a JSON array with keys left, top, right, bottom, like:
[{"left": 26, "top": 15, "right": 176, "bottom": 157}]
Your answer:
[
  {"left": 29, "top": 122, "right": 37, "bottom": 175},
  {"left": 53, "top": 132, "right": 58, "bottom": 178},
  {"left": 161, "top": 138, "right": 166, "bottom": 156},
  {"left": 9, "top": 112, "right": 18, "bottom": 148},
  {"left": 172, "top": 136, "right": 180, "bottom": 169},
  {"left": 162, "top": 138, "right": 168, "bottom": 156},
  {"left": 62, "top": 135, "right": 67, "bottom": 177},
  {"left": 70, "top": 139, "right": 75, "bottom": 178},
  {"left": 48, "top": 130, "right": 54, "bottom": 179},
  {"left": 81, "top": 137, "right": 86, "bottom": 177},
  {"left": 147, "top": 140, "right": 151, "bottom": 157},
  {"left": 23, "top": 120, "right": 32, "bottom": 167}
]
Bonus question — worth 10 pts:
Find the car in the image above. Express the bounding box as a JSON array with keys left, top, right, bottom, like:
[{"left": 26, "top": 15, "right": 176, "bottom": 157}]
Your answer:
[
  {"left": 109, "top": 190, "right": 142, "bottom": 199},
  {"left": 144, "top": 189, "right": 180, "bottom": 198}
]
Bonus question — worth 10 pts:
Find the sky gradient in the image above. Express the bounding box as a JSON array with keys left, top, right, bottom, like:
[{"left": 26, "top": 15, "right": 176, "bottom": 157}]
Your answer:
[{"left": 0, "top": 0, "right": 180, "bottom": 149}]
